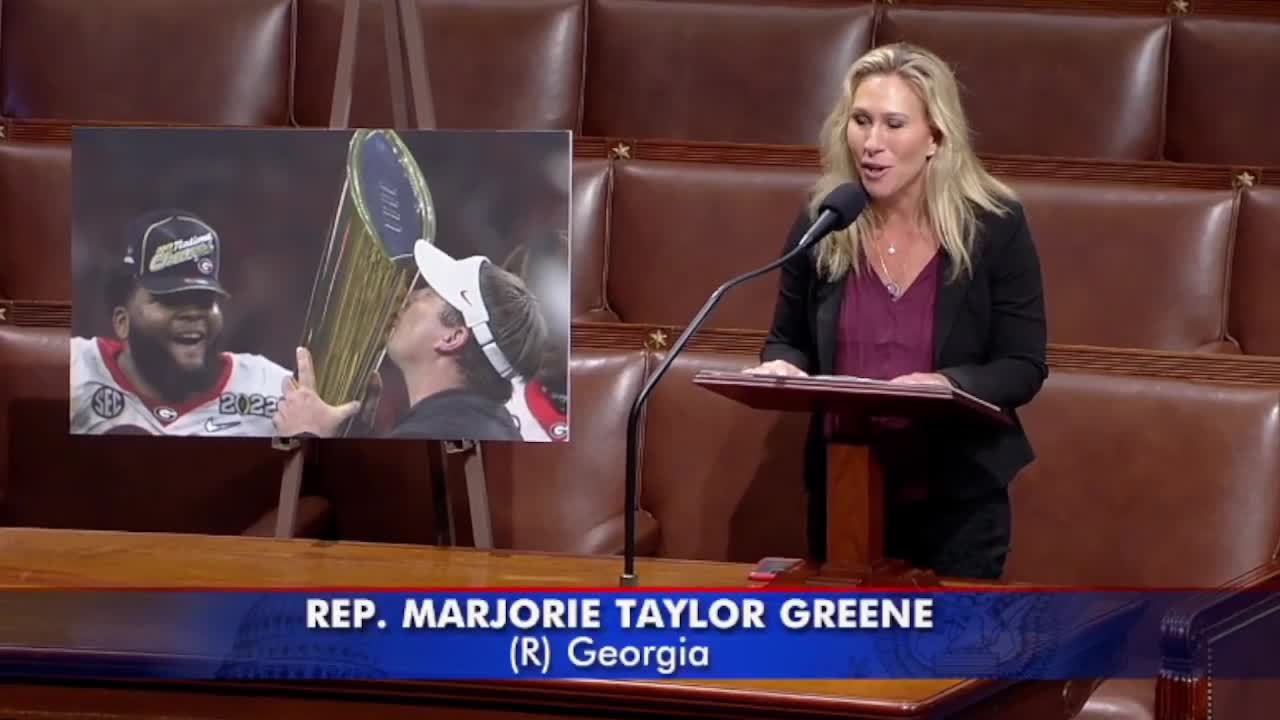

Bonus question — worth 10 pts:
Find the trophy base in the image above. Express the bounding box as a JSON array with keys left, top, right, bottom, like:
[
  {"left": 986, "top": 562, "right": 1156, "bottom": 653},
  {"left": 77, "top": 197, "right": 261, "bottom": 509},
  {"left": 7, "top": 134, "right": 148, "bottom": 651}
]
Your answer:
[{"left": 766, "top": 559, "right": 940, "bottom": 588}]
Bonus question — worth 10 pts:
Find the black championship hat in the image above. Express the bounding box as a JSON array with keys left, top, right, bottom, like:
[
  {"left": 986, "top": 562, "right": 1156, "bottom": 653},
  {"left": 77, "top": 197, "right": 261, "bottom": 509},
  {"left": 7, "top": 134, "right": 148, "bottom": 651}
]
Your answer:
[{"left": 121, "top": 210, "right": 229, "bottom": 296}]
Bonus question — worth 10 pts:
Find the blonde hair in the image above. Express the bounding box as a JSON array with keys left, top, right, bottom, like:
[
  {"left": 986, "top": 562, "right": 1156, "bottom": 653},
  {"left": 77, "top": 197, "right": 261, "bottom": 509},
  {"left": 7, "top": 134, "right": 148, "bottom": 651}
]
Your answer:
[{"left": 810, "top": 43, "right": 1016, "bottom": 282}]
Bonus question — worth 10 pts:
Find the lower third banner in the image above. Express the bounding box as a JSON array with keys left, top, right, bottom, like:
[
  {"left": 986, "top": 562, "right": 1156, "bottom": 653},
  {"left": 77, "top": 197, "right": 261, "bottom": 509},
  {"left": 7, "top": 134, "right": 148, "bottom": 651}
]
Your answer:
[{"left": 0, "top": 589, "right": 1272, "bottom": 681}]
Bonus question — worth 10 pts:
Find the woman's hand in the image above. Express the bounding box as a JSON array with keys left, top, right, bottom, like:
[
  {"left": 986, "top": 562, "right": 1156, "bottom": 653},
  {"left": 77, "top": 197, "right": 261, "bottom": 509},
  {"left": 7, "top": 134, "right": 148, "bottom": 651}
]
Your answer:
[{"left": 742, "top": 360, "right": 808, "bottom": 377}]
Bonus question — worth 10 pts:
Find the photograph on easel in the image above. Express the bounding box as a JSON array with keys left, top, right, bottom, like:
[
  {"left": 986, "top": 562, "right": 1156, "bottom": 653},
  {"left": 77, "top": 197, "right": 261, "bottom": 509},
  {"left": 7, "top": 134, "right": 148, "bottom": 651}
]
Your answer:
[{"left": 69, "top": 128, "right": 571, "bottom": 443}]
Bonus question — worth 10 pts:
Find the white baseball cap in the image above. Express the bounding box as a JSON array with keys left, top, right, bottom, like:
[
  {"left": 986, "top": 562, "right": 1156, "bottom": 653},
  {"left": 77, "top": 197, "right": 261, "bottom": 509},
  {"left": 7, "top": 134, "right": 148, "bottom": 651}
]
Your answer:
[{"left": 413, "top": 239, "right": 516, "bottom": 379}]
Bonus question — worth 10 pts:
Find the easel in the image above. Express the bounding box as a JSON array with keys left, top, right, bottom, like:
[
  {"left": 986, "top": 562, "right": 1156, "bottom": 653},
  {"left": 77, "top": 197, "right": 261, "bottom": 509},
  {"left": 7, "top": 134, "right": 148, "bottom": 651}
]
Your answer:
[{"left": 272, "top": 0, "right": 493, "bottom": 549}]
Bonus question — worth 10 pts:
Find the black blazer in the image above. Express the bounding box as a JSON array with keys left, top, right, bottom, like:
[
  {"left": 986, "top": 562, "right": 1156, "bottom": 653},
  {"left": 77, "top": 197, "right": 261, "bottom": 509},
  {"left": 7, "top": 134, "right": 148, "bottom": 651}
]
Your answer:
[{"left": 760, "top": 199, "right": 1048, "bottom": 501}]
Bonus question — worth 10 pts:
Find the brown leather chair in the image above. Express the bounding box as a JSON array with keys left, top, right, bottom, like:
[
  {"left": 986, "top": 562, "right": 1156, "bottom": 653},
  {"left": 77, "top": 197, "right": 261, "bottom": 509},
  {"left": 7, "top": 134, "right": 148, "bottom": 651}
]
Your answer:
[
  {"left": 571, "top": 158, "right": 617, "bottom": 322},
  {"left": 0, "top": 325, "right": 330, "bottom": 536},
  {"left": 1010, "top": 176, "right": 1238, "bottom": 352},
  {"left": 1166, "top": 16, "right": 1280, "bottom": 166},
  {"left": 583, "top": 0, "right": 874, "bottom": 145},
  {"left": 1009, "top": 368, "right": 1280, "bottom": 719},
  {"left": 0, "top": 142, "right": 69, "bottom": 301},
  {"left": 636, "top": 348, "right": 809, "bottom": 563},
  {"left": 0, "top": 0, "right": 292, "bottom": 125},
  {"left": 1230, "top": 186, "right": 1280, "bottom": 356},
  {"left": 873, "top": 6, "right": 1168, "bottom": 160},
  {"left": 483, "top": 347, "right": 658, "bottom": 555},
  {"left": 293, "top": 0, "right": 583, "bottom": 130},
  {"left": 605, "top": 159, "right": 818, "bottom": 330}
]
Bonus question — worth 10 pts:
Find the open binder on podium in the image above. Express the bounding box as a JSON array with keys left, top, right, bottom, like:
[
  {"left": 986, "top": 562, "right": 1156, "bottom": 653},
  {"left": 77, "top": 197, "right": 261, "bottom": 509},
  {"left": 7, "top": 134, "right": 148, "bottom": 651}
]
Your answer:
[{"left": 693, "top": 370, "right": 1013, "bottom": 587}]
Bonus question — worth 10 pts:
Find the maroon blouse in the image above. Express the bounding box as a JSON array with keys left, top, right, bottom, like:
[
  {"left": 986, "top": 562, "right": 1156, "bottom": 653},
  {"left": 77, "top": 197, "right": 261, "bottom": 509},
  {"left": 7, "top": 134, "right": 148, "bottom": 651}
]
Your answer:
[{"left": 828, "top": 251, "right": 941, "bottom": 501}]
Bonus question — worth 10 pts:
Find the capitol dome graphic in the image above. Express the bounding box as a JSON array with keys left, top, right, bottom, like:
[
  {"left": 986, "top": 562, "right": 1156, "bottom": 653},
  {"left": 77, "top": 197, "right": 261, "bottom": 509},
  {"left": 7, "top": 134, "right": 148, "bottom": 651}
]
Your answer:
[
  {"left": 873, "top": 594, "right": 1058, "bottom": 678},
  {"left": 215, "top": 594, "right": 388, "bottom": 680}
]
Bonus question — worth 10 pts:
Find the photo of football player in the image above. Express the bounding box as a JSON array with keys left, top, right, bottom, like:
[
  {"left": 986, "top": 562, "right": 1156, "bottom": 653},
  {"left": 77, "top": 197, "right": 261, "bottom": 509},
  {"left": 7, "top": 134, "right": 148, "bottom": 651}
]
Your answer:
[
  {"left": 69, "top": 210, "right": 293, "bottom": 436},
  {"left": 272, "top": 240, "right": 549, "bottom": 441},
  {"left": 500, "top": 231, "right": 569, "bottom": 442}
]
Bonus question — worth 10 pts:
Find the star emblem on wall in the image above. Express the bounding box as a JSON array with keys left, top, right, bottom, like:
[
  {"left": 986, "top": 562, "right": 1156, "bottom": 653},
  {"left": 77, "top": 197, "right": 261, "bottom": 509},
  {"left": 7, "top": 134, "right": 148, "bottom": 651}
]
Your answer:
[
  {"left": 647, "top": 329, "right": 668, "bottom": 350},
  {"left": 610, "top": 142, "right": 632, "bottom": 160}
]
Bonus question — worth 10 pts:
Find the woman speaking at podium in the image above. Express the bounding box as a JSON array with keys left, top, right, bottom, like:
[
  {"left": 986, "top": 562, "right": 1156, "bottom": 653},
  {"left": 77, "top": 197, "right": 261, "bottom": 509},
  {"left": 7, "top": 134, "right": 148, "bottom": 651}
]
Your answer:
[{"left": 745, "top": 44, "right": 1048, "bottom": 580}]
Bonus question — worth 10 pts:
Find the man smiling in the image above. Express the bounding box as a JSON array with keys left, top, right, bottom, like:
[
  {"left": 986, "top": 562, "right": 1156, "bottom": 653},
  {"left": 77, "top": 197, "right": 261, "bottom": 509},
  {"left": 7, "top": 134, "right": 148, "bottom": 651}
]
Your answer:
[{"left": 70, "top": 210, "right": 292, "bottom": 436}]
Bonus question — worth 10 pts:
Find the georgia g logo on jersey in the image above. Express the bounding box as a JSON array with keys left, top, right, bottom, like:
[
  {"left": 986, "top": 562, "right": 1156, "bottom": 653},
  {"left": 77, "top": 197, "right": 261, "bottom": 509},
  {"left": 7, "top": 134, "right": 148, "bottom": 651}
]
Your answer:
[{"left": 91, "top": 386, "right": 125, "bottom": 419}]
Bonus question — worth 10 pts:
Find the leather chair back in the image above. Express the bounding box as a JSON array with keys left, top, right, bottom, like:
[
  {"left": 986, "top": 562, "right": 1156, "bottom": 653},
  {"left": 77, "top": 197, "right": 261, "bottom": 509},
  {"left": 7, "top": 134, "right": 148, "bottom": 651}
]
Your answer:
[
  {"left": 293, "top": 0, "right": 584, "bottom": 130},
  {"left": 606, "top": 159, "right": 817, "bottom": 329},
  {"left": 1, "top": 0, "right": 293, "bottom": 124},
  {"left": 572, "top": 158, "right": 616, "bottom": 322},
  {"left": 1011, "top": 176, "right": 1237, "bottom": 352},
  {"left": 876, "top": 6, "right": 1168, "bottom": 159},
  {"left": 1166, "top": 16, "right": 1280, "bottom": 166},
  {"left": 1230, "top": 187, "right": 1280, "bottom": 355},
  {"left": 583, "top": 0, "right": 874, "bottom": 145},
  {"left": 0, "top": 142, "right": 70, "bottom": 300},
  {"left": 1010, "top": 369, "right": 1280, "bottom": 586}
]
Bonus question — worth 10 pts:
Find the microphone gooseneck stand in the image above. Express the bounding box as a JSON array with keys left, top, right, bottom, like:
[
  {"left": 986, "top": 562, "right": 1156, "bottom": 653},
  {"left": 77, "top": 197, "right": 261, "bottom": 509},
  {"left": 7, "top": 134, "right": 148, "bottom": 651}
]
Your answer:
[{"left": 618, "top": 192, "right": 865, "bottom": 586}]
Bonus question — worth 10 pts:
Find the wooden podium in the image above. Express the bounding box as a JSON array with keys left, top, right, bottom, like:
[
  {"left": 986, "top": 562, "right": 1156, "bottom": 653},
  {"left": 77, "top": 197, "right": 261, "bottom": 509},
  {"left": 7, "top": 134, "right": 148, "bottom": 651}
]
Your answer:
[{"left": 693, "top": 370, "right": 1013, "bottom": 587}]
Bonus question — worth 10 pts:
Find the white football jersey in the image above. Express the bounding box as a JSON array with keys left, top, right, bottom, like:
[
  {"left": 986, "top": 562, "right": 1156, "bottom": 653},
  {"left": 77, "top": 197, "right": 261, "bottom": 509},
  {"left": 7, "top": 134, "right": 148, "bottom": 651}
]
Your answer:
[
  {"left": 69, "top": 336, "right": 292, "bottom": 437},
  {"left": 505, "top": 378, "right": 568, "bottom": 443}
]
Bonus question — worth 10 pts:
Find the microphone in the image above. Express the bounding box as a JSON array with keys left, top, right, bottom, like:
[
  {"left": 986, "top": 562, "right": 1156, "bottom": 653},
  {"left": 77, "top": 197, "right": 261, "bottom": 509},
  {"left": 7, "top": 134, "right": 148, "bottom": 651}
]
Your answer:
[{"left": 620, "top": 182, "right": 869, "bottom": 586}]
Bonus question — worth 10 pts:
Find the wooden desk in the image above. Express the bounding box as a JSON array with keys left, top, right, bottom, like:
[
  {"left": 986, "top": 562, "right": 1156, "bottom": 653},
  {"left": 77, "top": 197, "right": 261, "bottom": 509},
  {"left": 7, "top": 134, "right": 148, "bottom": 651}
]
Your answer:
[{"left": 0, "top": 528, "right": 1101, "bottom": 719}]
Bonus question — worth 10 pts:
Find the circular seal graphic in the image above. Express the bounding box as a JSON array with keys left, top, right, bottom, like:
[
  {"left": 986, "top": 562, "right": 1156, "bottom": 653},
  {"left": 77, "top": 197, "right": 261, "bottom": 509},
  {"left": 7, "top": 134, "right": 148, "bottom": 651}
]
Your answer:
[
  {"left": 197, "top": 257, "right": 215, "bottom": 275},
  {"left": 154, "top": 406, "right": 179, "bottom": 422},
  {"left": 90, "top": 386, "right": 125, "bottom": 419},
  {"left": 872, "top": 594, "right": 1057, "bottom": 679}
]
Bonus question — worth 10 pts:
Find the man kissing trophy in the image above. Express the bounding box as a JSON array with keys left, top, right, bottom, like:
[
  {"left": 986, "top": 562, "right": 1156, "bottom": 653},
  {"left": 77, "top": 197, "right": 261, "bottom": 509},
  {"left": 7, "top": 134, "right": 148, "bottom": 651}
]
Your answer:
[{"left": 296, "top": 128, "right": 437, "bottom": 436}]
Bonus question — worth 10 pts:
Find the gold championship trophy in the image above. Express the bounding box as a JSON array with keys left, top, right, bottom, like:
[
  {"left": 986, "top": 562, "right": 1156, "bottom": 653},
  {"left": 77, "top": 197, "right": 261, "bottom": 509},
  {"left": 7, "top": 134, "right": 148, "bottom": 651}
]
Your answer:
[{"left": 299, "top": 129, "right": 436, "bottom": 434}]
